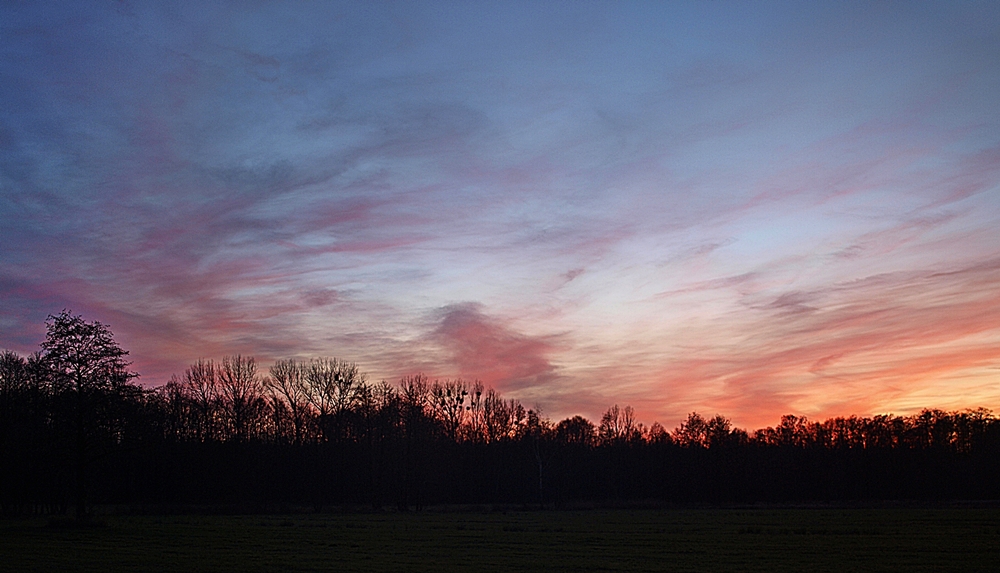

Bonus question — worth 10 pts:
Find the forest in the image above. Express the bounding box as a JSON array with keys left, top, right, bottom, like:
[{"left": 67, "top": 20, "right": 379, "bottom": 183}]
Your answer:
[{"left": 2, "top": 312, "right": 999, "bottom": 517}]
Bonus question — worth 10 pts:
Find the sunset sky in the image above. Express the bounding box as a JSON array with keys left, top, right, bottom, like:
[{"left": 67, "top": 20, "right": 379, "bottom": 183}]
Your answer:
[{"left": 2, "top": 2, "right": 999, "bottom": 428}]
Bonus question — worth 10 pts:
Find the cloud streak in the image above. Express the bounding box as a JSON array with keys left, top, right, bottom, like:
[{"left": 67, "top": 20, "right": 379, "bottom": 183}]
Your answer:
[{"left": 2, "top": 1, "right": 999, "bottom": 428}]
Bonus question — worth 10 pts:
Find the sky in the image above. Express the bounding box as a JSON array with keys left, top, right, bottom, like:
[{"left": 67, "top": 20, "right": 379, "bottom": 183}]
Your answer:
[{"left": 2, "top": 1, "right": 999, "bottom": 429}]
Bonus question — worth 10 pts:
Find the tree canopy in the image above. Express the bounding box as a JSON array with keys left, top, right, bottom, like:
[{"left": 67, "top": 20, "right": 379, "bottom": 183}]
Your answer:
[
  {"left": 2, "top": 312, "right": 999, "bottom": 515},
  {"left": 40, "top": 310, "right": 137, "bottom": 394}
]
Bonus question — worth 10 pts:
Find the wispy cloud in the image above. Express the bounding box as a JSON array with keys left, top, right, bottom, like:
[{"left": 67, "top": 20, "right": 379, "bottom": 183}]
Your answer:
[{"left": 2, "top": 1, "right": 999, "bottom": 428}]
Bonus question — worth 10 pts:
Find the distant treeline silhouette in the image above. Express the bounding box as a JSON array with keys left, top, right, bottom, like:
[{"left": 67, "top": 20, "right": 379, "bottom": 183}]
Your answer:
[{"left": 2, "top": 312, "right": 998, "bottom": 517}]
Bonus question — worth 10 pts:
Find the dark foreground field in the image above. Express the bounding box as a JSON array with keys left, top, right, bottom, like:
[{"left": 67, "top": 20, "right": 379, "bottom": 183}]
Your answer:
[{"left": 2, "top": 508, "right": 998, "bottom": 572}]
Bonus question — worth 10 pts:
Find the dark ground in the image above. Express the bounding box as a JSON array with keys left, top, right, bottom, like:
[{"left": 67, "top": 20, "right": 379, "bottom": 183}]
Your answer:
[{"left": 2, "top": 507, "right": 998, "bottom": 572}]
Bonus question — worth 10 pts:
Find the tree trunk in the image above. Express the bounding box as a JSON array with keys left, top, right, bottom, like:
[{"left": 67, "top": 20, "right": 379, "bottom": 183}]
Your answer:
[{"left": 75, "top": 384, "right": 87, "bottom": 521}]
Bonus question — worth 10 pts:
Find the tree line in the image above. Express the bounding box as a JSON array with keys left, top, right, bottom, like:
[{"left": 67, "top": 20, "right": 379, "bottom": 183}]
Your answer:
[{"left": 1, "top": 312, "right": 999, "bottom": 517}]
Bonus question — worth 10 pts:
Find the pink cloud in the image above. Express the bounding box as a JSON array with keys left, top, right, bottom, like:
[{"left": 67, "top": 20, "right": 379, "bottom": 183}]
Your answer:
[{"left": 431, "top": 303, "right": 560, "bottom": 393}]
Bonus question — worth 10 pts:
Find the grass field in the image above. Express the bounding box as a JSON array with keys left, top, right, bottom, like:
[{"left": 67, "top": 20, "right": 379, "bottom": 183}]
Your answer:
[{"left": 2, "top": 507, "right": 998, "bottom": 572}]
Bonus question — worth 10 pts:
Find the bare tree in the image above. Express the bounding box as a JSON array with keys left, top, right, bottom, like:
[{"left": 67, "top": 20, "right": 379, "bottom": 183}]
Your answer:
[
  {"left": 183, "top": 359, "right": 221, "bottom": 441},
  {"left": 217, "top": 355, "right": 266, "bottom": 442},
  {"left": 430, "top": 379, "right": 468, "bottom": 442},
  {"left": 0, "top": 350, "right": 28, "bottom": 398},
  {"left": 464, "top": 380, "right": 485, "bottom": 442},
  {"left": 524, "top": 408, "right": 553, "bottom": 506},
  {"left": 482, "top": 389, "right": 526, "bottom": 443},
  {"left": 304, "top": 357, "right": 365, "bottom": 441},
  {"left": 399, "top": 373, "right": 430, "bottom": 418},
  {"left": 397, "top": 374, "right": 432, "bottom": 510},
  {"left": 598, "top": 404, "right": 639, "bottom": 445},
  {"left": 266, "top": 359, "right": 311, "bottom": 444}
]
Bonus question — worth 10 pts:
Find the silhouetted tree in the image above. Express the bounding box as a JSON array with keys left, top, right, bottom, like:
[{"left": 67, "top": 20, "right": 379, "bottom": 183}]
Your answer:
[
  {"left": 305, "top": 357, "right": 364, "bottom": 441},
  {"left": 0, "top": 350, "right": 28, "bottom": 397},
  {"left": 482, "top": 389, "right": 526, "bottom": 443},
  {"left": 0, "top": 350, "right": 30, "bottom": 513},
  {"left": 398, "top": 374, "right": 433, "bottom": 509},
  {"left": 524, "top": 409, "right": 552, "bottom": 506},
  {"left": 598, "top": 405, "right": 641, "bottom": 445},
  {"left": 673, "top": 412, "right": 708, "bottom": 447},
  {"left": 555, "top": 415, "right": 596, "bottom": 446},
  {"left": 39, "top": 311, "right": 138, "bottom": 519},
  {"left": 217, "top": 355, "right": 266, "bottom": 442},
  {"left": 266, "top": 359, "right": 312, "bottom": 445},
  {"left": 646, "top": 422, "right": 672, "bottom": 445},
  {"left": 705, "top": 414, "right": 741, "bottom": 448},
  {"left": 8, "top": 310, "right": 1000, "bottom": 511},
  {"left": 431, "top": 379, "right": 469, "bottom": 442}
]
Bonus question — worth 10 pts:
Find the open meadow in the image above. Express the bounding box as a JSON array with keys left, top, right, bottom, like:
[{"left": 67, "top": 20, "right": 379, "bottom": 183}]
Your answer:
[{"left": 2, "top": 507, "right": 998, "bottom": 572}]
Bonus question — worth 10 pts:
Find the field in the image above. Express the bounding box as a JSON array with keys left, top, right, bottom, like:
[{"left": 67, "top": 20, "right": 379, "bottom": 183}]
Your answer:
[{"left": 2, "top": 507, "right": 998, "bottom": 572}]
